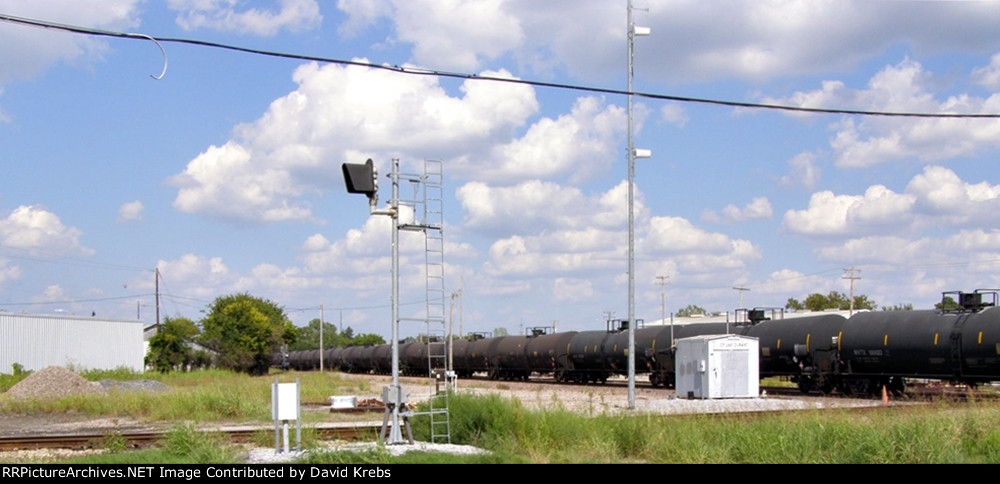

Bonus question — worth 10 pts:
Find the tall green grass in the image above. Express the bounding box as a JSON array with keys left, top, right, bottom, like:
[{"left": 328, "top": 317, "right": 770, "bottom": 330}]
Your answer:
[
  {"left": 5, "top": 367, "right": 1000, "bottom": 464},
  {"left": 0, "top": 368, "right": 369, "bottom": 423},
  {"left": 408, "top": 392, "right": 1000, "bottom": 463}
]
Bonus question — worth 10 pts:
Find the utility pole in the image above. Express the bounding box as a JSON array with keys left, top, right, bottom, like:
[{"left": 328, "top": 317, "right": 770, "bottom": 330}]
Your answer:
[
  {"left": 449, "top": 290, "right": 461, "bottom": 372},
  {"left": 842, "top": 267, "right": 861, "bottom": 316},
  {"left": 656, "top": 275, "right": 671, "bottom": 343},
  {"left": 320, "top": 304, "right": 324, "bottom": 372},
  {"left": 154, "top": 268, "right": 160, "bottom": 331}
]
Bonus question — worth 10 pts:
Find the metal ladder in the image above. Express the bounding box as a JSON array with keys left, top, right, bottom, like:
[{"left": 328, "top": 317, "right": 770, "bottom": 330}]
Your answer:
[
  {"left": 422, "top": 160, "right": 451, "bottom": 444},
  {"left": 399, "top": 159, "right": 450, "bottom": 444}
]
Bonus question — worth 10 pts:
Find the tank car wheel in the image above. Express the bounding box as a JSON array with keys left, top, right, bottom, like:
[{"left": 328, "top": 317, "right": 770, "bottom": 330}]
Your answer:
[
  {"left": 839, "top": 381, "right": 855, "bottom": 396},
  {"left": 868, "top": 379, "right": 885, "bottom": 397},
  {"left": 820, "top": 380, "right": 835, "bottom": 395},
  {"left": 889, "top": 377, "right": 906, "bottom": 396},
  {"left": 797, "top": 377, "right": 815, "bottom": 394}
]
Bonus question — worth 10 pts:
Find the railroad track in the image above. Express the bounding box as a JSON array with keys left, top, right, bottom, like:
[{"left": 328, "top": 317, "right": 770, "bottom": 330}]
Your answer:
[{"left": 0, "top": 422, "right": 381, "bottom": 452}]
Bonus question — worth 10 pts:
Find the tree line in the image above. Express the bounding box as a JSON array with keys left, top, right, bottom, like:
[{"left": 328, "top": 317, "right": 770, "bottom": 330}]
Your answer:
[
  {"left": 148, "top": 290, "right": 962, "bottom": 374},
  {"left": 145, "top": 292, "right": 385, "bottom": 375},
  {"left": 674, "top": 292, "right": 964, "bottom": 317}
]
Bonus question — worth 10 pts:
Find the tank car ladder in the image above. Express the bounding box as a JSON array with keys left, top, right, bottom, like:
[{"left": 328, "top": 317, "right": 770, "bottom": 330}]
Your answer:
[{"left": 399, "top": 159, "right": 451, "bottom": 444}]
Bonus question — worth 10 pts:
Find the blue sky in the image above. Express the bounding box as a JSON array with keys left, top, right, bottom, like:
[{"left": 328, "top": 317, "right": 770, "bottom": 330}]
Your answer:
[{"left": 3, "top": 0, "right": 1000, "bottom": 340}]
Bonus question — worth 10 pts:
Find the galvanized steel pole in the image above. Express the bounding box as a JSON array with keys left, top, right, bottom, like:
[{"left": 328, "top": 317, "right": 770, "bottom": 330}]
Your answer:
[
  {"left": 626, "top": 0, "right": 636, "bottom": 410},
  {"left": 626, "top": 1, "right": 650, "bottom": 410},
  {"left": 388, "top": 157, "right": 403, "bottom": 444}
]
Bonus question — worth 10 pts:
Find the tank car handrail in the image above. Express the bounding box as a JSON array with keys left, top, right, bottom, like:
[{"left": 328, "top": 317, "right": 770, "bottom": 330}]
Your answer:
[
  {"left": 942, "top": 290, "right": 997, "bottom": 313},
  {"left": 973, "top": 289, "right": 1000, "bottom": 308}
]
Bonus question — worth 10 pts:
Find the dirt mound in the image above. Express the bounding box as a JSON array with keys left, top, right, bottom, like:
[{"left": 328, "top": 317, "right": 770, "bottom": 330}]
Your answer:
[{"left": 4, "top": 366, "right": 102, "bottom": 400}]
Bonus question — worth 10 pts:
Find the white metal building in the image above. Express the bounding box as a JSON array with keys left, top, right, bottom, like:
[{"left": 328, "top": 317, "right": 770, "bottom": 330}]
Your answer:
[
  {"left": 0, "top": 313, "right": 145, "bottom": 373},
  {"left": 675, "top": 334, "right": 759, "bottom": 399}
]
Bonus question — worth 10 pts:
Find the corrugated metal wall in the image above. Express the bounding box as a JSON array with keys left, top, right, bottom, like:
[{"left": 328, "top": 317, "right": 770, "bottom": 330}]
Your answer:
[{"left": 0, "top": 313, "right": 145, "bottom": 373}]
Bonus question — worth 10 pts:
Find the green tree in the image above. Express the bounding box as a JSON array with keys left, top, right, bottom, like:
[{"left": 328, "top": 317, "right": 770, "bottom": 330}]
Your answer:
[
  {"left": 350, "top": 333, "right": 387, "bottom": 346},
  {"left": 676, "top": 304, "right": 707, "bottom": 317},
  {"left": 199, "top": 293, "right": 296, "bottom": 375},
  {"left": 881, "top": 303, "right": 914, "bottom": 311},
  {"left": 785, "top": 297, "right": 804, "bottom": 311},
  {"left": 145, "top": 317, "right": 200, "bottom": 373},
  {"left": 289, "top": 318, "right": 348, "bottom": 351},
  {"left": 804, "top": 292, "right": 832, "bottom": 311},
  {"left": 935, "top": 296, "right": 961, "bottom": 310},
  {"left": 801, "top": 291, "right": 876, "bottom": 311},
  {"left": 851, "top": 294, "right": 877, "bottom": 311},
  {"left": 493, "top": 327, "right": 509, "bottom": 337}
]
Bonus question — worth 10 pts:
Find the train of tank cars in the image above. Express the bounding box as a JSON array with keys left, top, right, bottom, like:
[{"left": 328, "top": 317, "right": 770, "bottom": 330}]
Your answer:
[{"left": 278, "top": 289, "right": 1000, "bottom": 396}]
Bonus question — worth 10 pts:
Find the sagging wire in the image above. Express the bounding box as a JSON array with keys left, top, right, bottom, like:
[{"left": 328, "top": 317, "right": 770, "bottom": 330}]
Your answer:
[
  {"left": 128, "top": 32, "right": 168, "bottom": 80},
  {"left": 4, "top": 13, "right": 1000, "bottom": 118},
  {"left": 0, "top": 13, "right": 167, "bottom": 80}
]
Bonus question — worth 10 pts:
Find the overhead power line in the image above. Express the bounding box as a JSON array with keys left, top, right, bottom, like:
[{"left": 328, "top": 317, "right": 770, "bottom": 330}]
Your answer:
[
  {"left": 0, "top": 293, "right": 156, "bottom": 307},
  {"left": 3, "top": 13, "right": 1000, "bottom": 119}
]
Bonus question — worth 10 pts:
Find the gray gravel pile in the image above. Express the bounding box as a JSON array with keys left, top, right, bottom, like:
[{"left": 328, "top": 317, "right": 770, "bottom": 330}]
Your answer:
[
  {"left": 4, "top": 366, "right": 102, "bottom": 400},
  {"left": 3, "top": 367, "right": 172, "bottom": 400}
]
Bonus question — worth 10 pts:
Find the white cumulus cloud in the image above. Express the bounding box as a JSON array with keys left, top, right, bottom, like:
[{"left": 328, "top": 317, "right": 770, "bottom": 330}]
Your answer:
[
  {"left": 457, "top": 179, "right": 633, "bottom": 235},
  {"left": 337, "top": 0, "right": 523, "bottom": 71},
  {"left": 481, "top": 96, "right": 627, "bottom": 184},
  {"left": 168, "top": 0, "right": 321, "bottom": 35},
  {"left": 117, "top": 200, "right": 144, "bottom": 222},
  {"left": 0, "top": 0, "right": 141, "bottom": 84},
  {"left": 167, "top": 63, "right": 540, "bottom": 222},
  {"left": 763, "top": 58, "right": 1000, "bottom": 168},
  {"left": 784, "top": 166, "right": 1000, "bottom": 238},
  {"left": 0, "top": 205, "right": 93, "bottom": 257},
  {"left": 702, "top": 197, "right": 773, "bottom": 224}
]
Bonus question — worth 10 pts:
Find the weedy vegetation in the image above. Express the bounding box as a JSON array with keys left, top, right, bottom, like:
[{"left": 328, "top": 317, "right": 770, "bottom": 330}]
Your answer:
[{"left": 2, "top": 368, "right": 999, "bottom": 464}]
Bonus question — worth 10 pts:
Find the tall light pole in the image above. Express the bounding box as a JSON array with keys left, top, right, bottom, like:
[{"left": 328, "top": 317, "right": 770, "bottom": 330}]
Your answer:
[{"left": 626, "top": 0, "right": 650, "bottom": 410}]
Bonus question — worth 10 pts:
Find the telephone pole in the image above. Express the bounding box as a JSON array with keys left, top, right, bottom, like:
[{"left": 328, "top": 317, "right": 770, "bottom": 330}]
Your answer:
[
  {"left": 656, "top": 275, "right": 670, "bottom": 343},
  {"left": 320, "top": 304, "right": 324, "bottom": 372},
  {"left": 154, "top": 268, "right": 160, "bottom": 331},
  {"left": 842, "top": 267, "right": 861, "bottom": 316}
]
